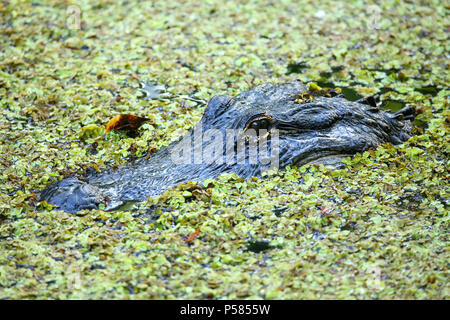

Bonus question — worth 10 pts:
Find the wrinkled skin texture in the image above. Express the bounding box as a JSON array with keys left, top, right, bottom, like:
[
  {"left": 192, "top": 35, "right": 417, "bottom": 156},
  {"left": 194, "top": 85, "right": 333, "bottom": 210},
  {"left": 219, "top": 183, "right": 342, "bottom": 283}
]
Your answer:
[{"left": 40, "top": 81, "right": 414, "bottom": 213}]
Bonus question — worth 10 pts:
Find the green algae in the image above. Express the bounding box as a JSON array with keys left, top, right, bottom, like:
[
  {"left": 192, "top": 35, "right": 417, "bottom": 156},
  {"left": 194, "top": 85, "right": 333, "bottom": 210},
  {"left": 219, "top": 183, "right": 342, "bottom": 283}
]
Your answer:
[{"left": 0, "top": 0, "right": 448, "bottom": 299}]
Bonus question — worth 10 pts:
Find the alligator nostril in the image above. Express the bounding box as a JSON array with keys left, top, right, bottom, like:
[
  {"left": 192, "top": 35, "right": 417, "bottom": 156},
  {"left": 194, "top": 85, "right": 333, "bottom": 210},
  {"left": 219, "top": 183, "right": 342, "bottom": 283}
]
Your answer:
[
  {"left": 366, "top": 106, "right": 380, "bottom": 113},
  {"left": 393, "top": 106, "right": 416, "bottom": 121}
]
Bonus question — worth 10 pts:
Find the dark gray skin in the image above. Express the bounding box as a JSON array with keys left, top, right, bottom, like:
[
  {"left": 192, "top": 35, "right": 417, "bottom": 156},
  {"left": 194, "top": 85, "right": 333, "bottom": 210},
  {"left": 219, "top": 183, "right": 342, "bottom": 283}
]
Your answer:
[{"left": 40, "top": 81, "right": 414, "bottom": 213}]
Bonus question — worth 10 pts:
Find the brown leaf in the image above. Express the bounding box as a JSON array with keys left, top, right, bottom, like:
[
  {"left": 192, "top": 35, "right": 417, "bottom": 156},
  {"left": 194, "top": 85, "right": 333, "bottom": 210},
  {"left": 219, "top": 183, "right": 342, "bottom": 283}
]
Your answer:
[
  {"left": 185, "top": 228, "right": 201, "bottom": 243},
  {"left": 105, "top": 114, "right": 150, "bottom": 134},
  {"left": 320, "top": 205, "right": 336, "bottom": 216}
]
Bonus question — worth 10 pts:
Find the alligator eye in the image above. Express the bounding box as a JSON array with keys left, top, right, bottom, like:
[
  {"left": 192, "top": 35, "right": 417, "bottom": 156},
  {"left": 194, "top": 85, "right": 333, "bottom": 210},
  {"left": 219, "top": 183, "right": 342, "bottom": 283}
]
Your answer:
[{"left": 249, "top": 118, "right": 270, "bottom": 130}]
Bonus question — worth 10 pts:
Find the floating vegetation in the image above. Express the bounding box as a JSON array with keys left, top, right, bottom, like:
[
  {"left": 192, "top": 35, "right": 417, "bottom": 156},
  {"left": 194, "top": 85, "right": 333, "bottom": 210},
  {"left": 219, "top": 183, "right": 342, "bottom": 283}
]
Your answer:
[{"left": 0, "top": 0, "right": 448, "bottom": 299}]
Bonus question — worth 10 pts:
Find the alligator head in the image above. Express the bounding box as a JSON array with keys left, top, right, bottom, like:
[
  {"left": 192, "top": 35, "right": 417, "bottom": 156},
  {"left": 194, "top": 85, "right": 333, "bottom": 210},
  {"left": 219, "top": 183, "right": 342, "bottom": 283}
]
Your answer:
[{"left": 40, "top": 81, "right": 414, "bottom": 213}]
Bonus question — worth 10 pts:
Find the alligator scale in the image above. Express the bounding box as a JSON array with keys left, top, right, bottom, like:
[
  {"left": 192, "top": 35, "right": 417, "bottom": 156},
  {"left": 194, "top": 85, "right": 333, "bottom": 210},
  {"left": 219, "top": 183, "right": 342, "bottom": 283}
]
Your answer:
[{"left": 40, "top": 81, "right": 414, "bottom": 213}]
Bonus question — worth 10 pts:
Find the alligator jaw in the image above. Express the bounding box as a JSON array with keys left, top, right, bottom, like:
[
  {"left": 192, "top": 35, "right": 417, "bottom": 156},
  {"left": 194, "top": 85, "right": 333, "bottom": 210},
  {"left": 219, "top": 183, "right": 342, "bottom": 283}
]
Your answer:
[{"left": 299, "top": 153, "right": 352, "bottom": 168}]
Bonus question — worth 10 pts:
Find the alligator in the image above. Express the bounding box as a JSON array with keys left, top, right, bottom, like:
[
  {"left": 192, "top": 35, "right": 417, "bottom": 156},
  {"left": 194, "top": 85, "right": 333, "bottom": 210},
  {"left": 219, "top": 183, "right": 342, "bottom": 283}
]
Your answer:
[{"left": 40, "top": 81, "right": 414, "bottom": 213}]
